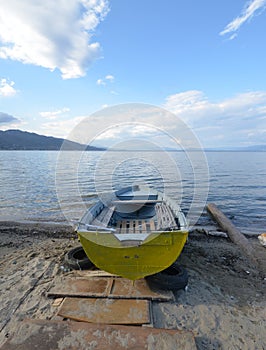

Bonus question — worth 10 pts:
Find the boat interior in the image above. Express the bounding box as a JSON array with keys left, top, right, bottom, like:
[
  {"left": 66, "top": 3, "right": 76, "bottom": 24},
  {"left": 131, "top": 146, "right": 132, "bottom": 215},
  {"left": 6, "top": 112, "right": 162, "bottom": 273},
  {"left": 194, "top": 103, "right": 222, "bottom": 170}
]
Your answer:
[{"left": 79, "top": 186, "right": 186, "bottom": 234}]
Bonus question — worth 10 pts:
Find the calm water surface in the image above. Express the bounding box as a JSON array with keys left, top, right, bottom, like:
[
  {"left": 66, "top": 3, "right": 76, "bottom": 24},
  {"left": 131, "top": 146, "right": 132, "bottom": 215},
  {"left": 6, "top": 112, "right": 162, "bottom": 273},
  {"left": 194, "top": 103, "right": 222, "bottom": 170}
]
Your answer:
[{"left": 0, "top": 150, "right": 265, "bottom": 234}]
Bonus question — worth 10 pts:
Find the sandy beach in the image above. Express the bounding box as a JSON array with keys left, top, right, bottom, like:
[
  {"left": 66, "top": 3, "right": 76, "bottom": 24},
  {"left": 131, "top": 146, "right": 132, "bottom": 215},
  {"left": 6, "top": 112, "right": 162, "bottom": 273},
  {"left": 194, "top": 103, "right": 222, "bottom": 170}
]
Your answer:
[{"left": 0, "top": 222, "right": 265, "bottom": 349}]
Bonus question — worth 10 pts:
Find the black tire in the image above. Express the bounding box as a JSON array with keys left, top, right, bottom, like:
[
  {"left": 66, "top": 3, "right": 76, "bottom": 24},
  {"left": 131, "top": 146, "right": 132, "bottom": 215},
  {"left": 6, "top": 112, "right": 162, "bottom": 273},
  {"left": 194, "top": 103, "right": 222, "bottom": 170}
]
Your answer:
[
  {"left": 146, "top": 261, "right": 188, "bottom": 291},
  {"left": 64, "top": 246, "right": 94, "bottom": 270}
]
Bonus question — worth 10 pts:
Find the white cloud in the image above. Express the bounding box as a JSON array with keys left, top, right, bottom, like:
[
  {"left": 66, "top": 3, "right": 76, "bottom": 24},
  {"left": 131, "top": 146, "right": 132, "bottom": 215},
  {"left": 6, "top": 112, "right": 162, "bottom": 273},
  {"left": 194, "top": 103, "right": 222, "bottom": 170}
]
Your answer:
[
  {"left": 0, "top": 0, "right": 110, "bottom": 79},
  {"left": 220, "top": 0, "right": 266, "bottom": 38},
  {"left": 36, "top": 93, "right": 266, "bottom": 148},
  {"left": 62, "top": 104, "right": 202, "bottom": 150},
  {"left": 95, "top": 126, "right": 123, "bottom": 140},
  {"left": 28, "top": 92, "right": 266, "bottom": 148},
  {"left": 95, "top": 124, "right": 157, "bottom": 141},
  {"left": 38, "top": 116, "right": 86, "bottom": 138},
  {"left": 96, "top": 74, "right": 115, "bottom": 85},
  {"left": 0, "top": 78, "right": 17, "bottom": 97},
  {"left": 97, "top": 79, "right": 106, "bottom": 86},
  {"left": 110, "top": 90, "right": 119, "bottom": 95},
  {"left": 164, "top": 90, "right": 266, "bottom": 147},
  {"left": 164, "top": 91, "right": 209, "bottom": 114},
  {"left": 105, "top": 74, "right": 114, "bottom": 82},
  {"left": 39, "top": 107, "right": 70, "bottom": 120},
  {"left": 164, "top": 90, "right": 218, "bottom": 125}
]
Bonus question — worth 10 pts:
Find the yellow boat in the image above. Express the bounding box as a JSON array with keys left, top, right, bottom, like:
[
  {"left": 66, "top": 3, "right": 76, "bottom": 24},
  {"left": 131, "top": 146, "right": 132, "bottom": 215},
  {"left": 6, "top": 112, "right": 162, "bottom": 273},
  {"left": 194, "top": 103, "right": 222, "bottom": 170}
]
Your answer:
[{"left": 77, "top": 185, "right": 189, "bottom": 280}]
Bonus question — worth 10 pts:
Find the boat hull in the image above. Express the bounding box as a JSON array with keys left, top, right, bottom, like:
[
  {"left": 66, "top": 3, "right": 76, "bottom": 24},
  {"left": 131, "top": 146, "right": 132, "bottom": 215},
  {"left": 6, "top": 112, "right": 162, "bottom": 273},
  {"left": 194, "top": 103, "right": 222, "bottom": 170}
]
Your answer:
[{"left": 78, "top": 230, "right": 188, "bottom": 280}]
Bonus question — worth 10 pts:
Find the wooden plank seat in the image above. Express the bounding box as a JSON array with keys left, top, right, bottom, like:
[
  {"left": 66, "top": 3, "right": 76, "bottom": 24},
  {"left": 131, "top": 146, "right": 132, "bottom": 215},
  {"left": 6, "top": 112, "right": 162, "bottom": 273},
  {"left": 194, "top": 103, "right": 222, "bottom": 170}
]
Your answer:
[
  {"left": 91, "top": 206, "right": 115, "bottom": 227},
  {"left": 116, "top": 219, "right": 156, "bottom": 233},
  {"left": 155, "top": 203, "right": 177, "bottom": 230}
]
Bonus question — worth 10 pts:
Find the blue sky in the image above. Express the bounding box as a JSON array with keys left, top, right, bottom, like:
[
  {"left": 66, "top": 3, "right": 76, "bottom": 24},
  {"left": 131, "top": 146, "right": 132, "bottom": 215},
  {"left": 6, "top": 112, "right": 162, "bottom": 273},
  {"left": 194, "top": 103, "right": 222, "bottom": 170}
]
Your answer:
[{"left": 0, "top": 0, "right": 266, "bottom": 148}]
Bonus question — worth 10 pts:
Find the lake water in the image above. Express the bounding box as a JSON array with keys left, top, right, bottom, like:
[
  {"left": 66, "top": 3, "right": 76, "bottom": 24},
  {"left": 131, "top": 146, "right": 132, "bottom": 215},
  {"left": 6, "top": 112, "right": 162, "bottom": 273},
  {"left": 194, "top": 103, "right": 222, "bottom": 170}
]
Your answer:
[{"left": 0, "top": 150, "right": 265, "bottom": 234}]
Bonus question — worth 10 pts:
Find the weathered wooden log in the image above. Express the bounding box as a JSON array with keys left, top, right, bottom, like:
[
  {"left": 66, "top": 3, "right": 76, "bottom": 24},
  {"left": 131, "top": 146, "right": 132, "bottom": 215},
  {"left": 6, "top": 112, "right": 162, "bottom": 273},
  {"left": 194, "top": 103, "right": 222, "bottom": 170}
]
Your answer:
[{"left": 206, "top": 203, "right": 262, "bottom": 271}]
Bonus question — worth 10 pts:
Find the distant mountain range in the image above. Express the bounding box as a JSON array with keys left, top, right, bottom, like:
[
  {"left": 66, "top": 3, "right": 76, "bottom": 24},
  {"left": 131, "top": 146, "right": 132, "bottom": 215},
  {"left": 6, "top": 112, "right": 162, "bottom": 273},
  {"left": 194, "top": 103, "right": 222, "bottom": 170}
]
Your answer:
[
  {"left": 0, "top": 130, "right": 105, "bottom": 151},
  {"left": 164, "top": 145, "right": 266, "bottom": 152},
  {"left": 205, "top": 145, "right": 266, "bottom": 152},
  {"left": 0, "top": 129, "right": 265, "bottom": 151}
]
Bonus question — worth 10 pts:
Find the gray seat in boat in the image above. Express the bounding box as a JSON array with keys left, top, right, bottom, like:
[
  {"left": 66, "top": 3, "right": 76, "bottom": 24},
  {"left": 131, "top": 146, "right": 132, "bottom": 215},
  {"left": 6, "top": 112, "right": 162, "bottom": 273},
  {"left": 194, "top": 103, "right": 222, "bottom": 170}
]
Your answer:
[{"left": 91, "top": 206, "right": 115, "bottom": 227}]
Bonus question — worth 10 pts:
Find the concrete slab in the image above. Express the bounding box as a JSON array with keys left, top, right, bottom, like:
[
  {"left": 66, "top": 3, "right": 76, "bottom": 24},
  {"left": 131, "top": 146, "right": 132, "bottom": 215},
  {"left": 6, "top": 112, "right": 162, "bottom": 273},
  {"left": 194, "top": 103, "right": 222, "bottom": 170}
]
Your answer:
[{"left": 0, "top": 319, "right": 197, "bottom": 350}]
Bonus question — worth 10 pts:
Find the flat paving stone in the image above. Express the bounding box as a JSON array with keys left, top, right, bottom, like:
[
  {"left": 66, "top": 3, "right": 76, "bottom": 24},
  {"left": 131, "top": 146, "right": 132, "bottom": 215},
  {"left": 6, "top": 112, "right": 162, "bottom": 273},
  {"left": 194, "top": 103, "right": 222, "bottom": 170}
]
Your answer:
[{"left": 0, "top": 319, "right": 197, "bottom": 350}]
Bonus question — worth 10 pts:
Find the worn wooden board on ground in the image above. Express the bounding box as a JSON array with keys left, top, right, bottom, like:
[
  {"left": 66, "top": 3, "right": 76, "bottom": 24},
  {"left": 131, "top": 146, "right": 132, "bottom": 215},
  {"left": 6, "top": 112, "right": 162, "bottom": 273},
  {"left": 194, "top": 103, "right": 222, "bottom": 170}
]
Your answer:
[
  {"left": 58, "top": 297, "right": 150, "bottom": 324},
  {"left": 47, "top": 277, "right": 174, "bottom": 301},
  {"left": 47, "top": 277, "right": 113, "bottom": 298},
  {"left": 110, "top": 278, "right": 174, "bottom": 301},
  {"left": 0, "top": 319, "right": 197, "bottom": 350}
]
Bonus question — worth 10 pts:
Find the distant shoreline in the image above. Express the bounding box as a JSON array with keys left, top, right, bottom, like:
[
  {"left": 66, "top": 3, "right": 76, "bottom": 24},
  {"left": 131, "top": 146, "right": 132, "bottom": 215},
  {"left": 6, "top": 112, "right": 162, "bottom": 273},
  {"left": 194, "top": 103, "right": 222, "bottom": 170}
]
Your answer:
[
  {"left": 0, "top": 148, "right": 265, "bottom": 152},
  {"left": 0, "top": 148, "right": 105, "bottom": 151}
]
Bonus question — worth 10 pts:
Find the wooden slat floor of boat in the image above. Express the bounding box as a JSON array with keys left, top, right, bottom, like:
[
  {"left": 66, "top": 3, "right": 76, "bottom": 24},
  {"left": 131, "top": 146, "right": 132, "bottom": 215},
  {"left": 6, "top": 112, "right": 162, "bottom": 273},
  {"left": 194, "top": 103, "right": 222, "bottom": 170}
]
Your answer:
[
  {"left": 142, "top": 220, "right": 147, "bottom": 232},
  {"left": 116, "top": 219, "right": 156, "bottom": 233},
  {"left": 150, "top": 220, "right": 155, "bottom": 231},
  {"left": 121, "top": 220, "right": 127, "bottom": 232},
  {"left": 0, "top": 319, "right": 197, "bottom": 350},
  {"left": 115, "top": 202, "right": 178, "bottom": 233},
  {"left": 58, "top": 297, "right": 150, "bottom": 325},
  {"left": 134, "top": 220, "right": 140, "bottom": 233},
  {"left": 155, "top": 203, "right": 176, "bottom": 229}
]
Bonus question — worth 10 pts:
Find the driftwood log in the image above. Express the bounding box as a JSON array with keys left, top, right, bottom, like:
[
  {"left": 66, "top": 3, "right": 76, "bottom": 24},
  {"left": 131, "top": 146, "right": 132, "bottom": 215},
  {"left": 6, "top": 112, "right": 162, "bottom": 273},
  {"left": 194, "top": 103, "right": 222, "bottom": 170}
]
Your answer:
[{"left": 206, "top": 203, "right": 265, "bottom": 276}]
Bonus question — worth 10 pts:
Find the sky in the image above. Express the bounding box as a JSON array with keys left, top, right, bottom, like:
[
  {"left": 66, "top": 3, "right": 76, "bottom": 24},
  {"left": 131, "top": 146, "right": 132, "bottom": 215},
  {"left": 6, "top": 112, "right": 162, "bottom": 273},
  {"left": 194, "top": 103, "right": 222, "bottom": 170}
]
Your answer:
[{"left": 0, "top": 0, "right": 266, "bottom": 148}]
